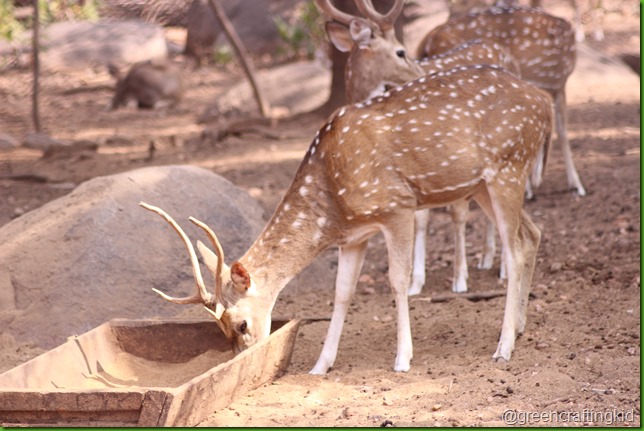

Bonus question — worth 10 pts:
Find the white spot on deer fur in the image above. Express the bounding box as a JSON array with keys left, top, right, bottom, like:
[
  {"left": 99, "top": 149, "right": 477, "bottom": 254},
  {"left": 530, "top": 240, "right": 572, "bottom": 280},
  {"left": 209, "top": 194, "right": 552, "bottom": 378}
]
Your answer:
[
  {"left": 292, "top": 220, "right": 302, "bottom": 228},
  {"left": 359, "top": 181, "right": 368, "bottom": 188},
  {"left": 338, "top": 107, "right": 346, "bottom": 117},
  {"left": 316, "top": 217, "right": 327, "bottom": 228},
  {"left": 338, "top": 188, "right": 346, "bottom": 196},
  {"left": 342, "top": 126, "right": 350, "bottom": 134},
  {"left": 305, "top": 175, "right": 313, "bottom": 184},
  {"left": 312, "top": 229, "right": 322, "bottom": 243},
  {"left": 299, "top": 186, "right": 308, "bottom": 197},
  {"left": 279, "top": 238, "right": 290, "bottom": 244},
  {"left": 441, "top": 161, "right": 449, "bottom": 167}
]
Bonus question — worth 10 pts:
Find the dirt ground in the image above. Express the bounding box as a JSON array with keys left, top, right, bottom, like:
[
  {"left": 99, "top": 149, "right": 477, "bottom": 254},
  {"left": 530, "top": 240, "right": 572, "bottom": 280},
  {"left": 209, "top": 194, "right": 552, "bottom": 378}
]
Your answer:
[{"left": 0, "top": 1, "right": 640, "bottom": 427}]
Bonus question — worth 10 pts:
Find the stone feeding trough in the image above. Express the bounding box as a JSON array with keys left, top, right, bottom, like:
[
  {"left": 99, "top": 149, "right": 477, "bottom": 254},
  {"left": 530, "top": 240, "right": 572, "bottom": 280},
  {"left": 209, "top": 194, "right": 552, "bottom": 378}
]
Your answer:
[{"left": 0, "top": 318, "right": 300, "bottom": 427}]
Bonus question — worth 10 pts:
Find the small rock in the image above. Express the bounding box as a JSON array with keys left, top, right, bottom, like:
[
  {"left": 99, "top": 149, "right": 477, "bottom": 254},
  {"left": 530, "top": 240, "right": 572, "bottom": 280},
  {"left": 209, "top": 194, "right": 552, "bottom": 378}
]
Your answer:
[
  {"left": 380, "top": 419, "right": 394, "bottom": 427},
  {"left": 549, "top": 262, "right": 563, "bottom": 273},
  {"left": 23, "top": 133, "right": 67, "bottom": 151},
  {"left": 247, "top": 187, "right": 263, "bottom": 198},
  {"left": 341, "top": 407, "right": 353, "bottom": 418},
  {"left": 506, "top": 387, "right": 514, "bottom": 394},
  {"left": 0, "top": 133, "right": 19, "bottom": 149},
  {"left": 566, "top": 352, "right": 576, "bottom": 360},
  {"left": 383, "top": 395, "right": 395, "bottom": 406},
  {"left": 359, "top": 274, "right": 375, "bottom": 284},
  {"left": 535, "top": 342, "right": 549, "bottom": 350},
  {"left": 432, "top": 403, "right": 442, "bottom": 411}
]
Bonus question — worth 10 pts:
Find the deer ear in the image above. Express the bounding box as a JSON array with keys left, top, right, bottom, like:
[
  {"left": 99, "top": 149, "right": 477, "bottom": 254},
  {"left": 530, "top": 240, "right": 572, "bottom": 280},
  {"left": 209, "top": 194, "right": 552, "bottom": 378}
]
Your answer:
[
  {"left": 230, "top": 262, "right": 251, "bottom": 293},
  {"left": 197, "top": 240, "right": 230, "bottom": 280},
  {"left": 349, "top": 19, "right": 373, "bottom": 48},
  {"left": 325, "top": 21, "right": 353, "bottom": 52}
]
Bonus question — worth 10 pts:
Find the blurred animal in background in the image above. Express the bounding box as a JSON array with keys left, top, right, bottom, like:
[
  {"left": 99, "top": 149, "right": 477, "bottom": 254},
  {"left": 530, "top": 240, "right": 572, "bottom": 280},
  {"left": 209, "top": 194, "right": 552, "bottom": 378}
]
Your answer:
[{"left": 108, "top": 60, "right": 183, "bottom": 110}]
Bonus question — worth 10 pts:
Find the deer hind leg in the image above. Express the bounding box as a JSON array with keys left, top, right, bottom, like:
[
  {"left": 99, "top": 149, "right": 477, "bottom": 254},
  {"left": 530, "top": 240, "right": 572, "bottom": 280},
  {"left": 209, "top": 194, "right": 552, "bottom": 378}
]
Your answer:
[
  {"left": 310, "top": 241, "right": 368, "bottom": 375},
  {"left": 409, "top": 209, "right": 430, "bottom": 296},
  {"left": 473, "top": 183, "right": 529, "bottom": 362},
  {"left": 516, "top": 210, "right": 541, "bottom": 334},
  {"left": 449, "top": 200, "right": 469, "bottom": 293},
  {"left": 554, "top": 89, "right": 586, "bottom": 196},
  {"left": 382, "top": 212, "right": 416, "bottom": 372},
  {"left": 478, "top": 217, "right": 497, "bottom": 270}
]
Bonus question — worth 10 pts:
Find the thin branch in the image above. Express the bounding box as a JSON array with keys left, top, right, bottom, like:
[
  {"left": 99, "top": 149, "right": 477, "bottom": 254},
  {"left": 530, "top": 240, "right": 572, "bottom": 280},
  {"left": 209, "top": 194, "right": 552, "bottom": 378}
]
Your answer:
[
  {"left": 31, "top": 0, "right": 41, "bottom": 132},
  {"left": 206, "top": 0, "right": 271, "bottom": 118},
  {"left": 411, "top": 290, "right": 506, "bottom": 303}
]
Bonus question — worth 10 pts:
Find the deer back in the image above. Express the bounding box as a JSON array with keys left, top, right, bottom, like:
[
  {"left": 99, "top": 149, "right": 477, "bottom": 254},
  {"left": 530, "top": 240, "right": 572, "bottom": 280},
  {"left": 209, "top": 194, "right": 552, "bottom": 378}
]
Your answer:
[
  {"left": 417, "top": 7, "right": 576, "bottom": 91},
  {"left": 418, "top": 39, "right": 520, "bottom": 77},
  {"left": 305, "top": 65, "right": 553, "bottom": 219}
]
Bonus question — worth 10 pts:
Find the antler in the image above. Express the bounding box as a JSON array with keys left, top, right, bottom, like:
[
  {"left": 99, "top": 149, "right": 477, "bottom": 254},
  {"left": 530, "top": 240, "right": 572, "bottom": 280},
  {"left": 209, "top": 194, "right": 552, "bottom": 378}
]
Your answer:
[
  {"left": 314, "top": 0, "right": 357, "bottom": 26},
  {"left": 139, "top": 202, "right": 217, "bottom": 307},
  {"left": 354, "top": 0, "right": 404, "bottom": 32},
  {"left": 189, "top": 217, "right": 225, "bottom": 308}
]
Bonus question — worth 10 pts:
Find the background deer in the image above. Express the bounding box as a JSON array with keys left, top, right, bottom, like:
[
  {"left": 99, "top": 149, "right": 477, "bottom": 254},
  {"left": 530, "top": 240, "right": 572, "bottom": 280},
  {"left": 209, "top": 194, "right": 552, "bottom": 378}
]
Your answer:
[
  {"left": 141, "top": 63, "right": 552, "bottom": 374},
  {"left": 316, "top": 0, "right": 521, "bottom": 295},
  {"left": 109, "top": 59, "right": 183, "bottom": 110},
  {"left": 417, "top": 4, "right": 585, "bottom": 196}
]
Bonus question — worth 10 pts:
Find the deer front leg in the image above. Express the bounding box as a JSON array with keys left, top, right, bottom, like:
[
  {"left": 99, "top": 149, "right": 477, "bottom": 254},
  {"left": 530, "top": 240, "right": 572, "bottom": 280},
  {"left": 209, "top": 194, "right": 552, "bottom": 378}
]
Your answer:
[
  {"left": 449, "top": 200, "right": 469, "bottom": 293},
  {"left": 382, "top": 213, "right": 416, "bottom": 372},
  {"left": 310, "top": 241, "right": 368, "bottom": 375},
  {"left": 408, "top": 209, "right": 429, "bottom": 296}
]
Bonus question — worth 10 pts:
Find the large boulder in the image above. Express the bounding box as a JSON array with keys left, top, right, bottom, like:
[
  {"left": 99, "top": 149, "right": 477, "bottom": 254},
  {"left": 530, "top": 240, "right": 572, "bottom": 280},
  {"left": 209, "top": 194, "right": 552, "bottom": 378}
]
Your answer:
[
  {"left": 3, "top": 20, "right": 169, "bottom": 72},
  {"left": 0, "top": 165, "right": 265, "bottom": 349}
]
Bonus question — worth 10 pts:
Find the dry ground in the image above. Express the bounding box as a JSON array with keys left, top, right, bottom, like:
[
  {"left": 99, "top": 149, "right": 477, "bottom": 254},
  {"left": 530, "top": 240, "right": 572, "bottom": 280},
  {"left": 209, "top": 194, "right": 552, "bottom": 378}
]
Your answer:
[{"left": 0, "top": 1, "right": 640, "bottom": 427}]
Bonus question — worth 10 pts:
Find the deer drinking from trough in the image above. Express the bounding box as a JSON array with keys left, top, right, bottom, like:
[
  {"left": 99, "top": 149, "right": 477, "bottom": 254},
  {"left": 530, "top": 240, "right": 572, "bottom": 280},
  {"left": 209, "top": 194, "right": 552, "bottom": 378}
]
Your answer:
[
  {"left": 109, "top": 59, "right": 183, "bottom": 110},
  {"left": 141, "top": 63, "right": 552, "bottom": 374},
  {"left": 418, "top": 3, "right": 585, "bottom": 196},
  {"left": 316, "top": 0, "right": 522, "bottom": 294}
]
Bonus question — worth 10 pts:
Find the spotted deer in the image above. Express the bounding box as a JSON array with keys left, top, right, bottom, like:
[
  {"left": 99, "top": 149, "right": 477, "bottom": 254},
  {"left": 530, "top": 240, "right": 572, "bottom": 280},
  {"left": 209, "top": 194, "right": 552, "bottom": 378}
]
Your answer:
[
  {"left": 317, "top": 0, "right": 521, "bottom": 294},
  {"left": 418, "top": 4, "right": 585, "bottom": 196},
  {"left": 141, "top": 64, "right": 552, "bottom": 373}
]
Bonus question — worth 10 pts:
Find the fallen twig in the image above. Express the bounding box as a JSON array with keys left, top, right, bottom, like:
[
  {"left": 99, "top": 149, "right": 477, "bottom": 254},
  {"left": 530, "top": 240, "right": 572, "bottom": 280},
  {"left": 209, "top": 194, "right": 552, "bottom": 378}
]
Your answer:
[
  {"left": 0, "top": 173, "right": 52, "bottom": 183},
  {"left": 411, "top": 290, "right": 506, "bottom": 303},
  {"left": 542, "top": 396, "right": 571, "bottom": 407}
]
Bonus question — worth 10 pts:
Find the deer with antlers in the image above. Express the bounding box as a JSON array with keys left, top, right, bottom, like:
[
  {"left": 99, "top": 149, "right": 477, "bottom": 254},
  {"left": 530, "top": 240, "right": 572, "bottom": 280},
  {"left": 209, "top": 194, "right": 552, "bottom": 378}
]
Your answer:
[
  {"left": 418, "top": 3, "right": 585, "bottom": 197},
  {"left": 141, "top": 60, "right": 553, "bottom": 373},
  {"left": 316, "top": 0, "right": 521, "bottom": 294}
]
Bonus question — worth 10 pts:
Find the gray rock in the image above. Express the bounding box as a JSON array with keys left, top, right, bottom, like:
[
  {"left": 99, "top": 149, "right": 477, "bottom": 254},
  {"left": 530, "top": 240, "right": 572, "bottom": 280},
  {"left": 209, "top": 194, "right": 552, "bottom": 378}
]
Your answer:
[
  {"left": 12, "top": 20, "right": 169, "bottom": 71},
  {"left": 0, "top": 165, "right": 265, "bottom": 349}
]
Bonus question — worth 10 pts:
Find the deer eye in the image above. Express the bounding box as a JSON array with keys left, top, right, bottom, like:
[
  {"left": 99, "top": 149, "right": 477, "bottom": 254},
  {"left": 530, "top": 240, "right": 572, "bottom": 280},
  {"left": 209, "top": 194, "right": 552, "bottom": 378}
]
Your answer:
[
  {"left": 396, "top": 49, "right": 406, "bottom": 58},
  {"left": 238, "top": 321, "right": 248, "bottom": 334}
]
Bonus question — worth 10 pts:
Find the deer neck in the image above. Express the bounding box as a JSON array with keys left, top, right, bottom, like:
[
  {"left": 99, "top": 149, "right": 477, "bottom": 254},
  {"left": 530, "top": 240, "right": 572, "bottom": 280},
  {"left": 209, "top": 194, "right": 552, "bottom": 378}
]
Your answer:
[{"left": 238, "top": 144, "right": 339, "bottom": 300}]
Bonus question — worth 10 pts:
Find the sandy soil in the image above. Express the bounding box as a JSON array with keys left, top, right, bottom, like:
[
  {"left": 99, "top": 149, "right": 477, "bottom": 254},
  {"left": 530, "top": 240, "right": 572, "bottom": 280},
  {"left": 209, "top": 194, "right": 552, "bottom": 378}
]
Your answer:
[{"left": 0, "top": 1, "right": 640, "bottom": 427}]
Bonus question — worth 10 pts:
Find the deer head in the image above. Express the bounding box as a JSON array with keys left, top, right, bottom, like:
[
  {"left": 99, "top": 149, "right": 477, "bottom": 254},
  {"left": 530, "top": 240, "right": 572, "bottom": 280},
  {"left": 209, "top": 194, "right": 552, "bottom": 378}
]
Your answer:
[
  {"left": 316, "top": 0, "right": 424, "bottom": 101},
  {"left": 139, "top": 202, "right": 273, "bottom": 354}
]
